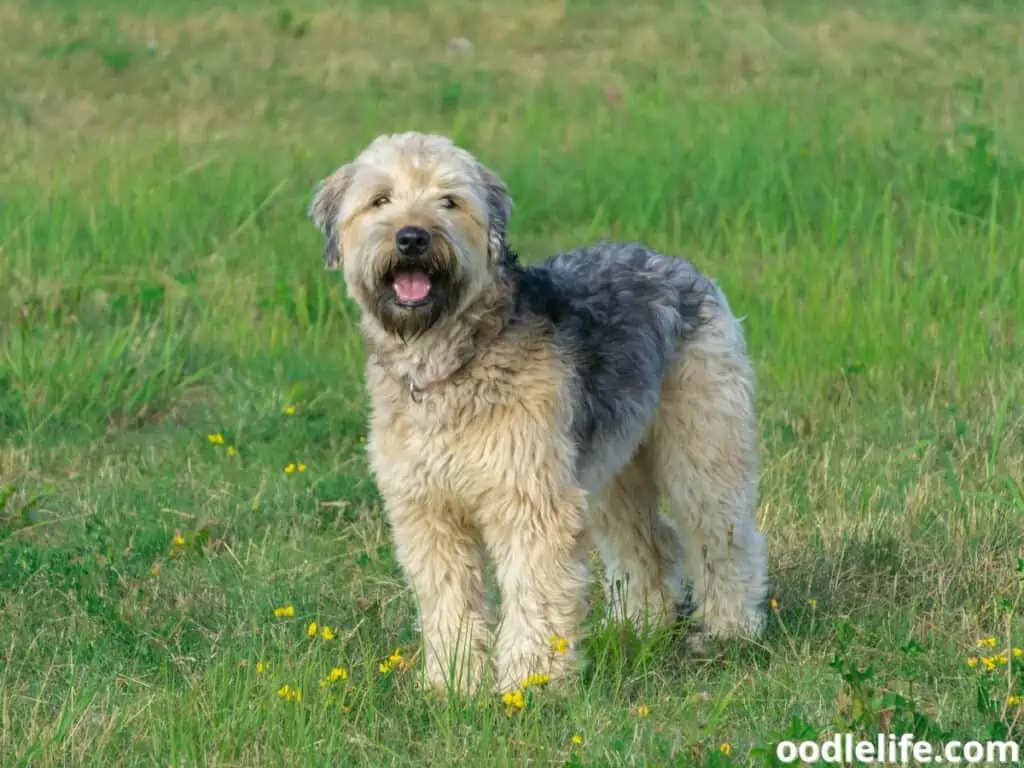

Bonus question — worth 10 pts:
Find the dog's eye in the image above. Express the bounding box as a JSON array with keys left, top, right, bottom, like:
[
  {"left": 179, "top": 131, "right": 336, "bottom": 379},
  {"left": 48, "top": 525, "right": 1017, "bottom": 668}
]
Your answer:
[
  {"left": 371, "top": 194, "right": 390, "bottom": 208},
  {"left": 440, "top": 196, "right": 457, "bottom": 210}
]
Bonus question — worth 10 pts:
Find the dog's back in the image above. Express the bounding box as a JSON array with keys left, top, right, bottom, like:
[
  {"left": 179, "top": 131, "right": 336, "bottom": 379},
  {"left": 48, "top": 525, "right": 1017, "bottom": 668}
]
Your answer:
[{"left": 508, "top": 242, "right": 721, "bottom": 491}]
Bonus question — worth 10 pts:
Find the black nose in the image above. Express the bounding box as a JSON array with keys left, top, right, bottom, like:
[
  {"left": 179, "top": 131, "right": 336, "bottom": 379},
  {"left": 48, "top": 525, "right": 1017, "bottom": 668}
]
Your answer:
[{"left": 395, "top": 226, "right": 431, "bottom": 256}]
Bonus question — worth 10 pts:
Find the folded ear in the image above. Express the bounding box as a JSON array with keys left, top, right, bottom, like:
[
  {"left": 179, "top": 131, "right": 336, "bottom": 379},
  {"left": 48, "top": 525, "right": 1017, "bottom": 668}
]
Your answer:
[
  {"left": 309, "top": 164, "right": 355, "bottom": 270},
  {"left": 476, "top": 162, "right": 513, "bottom": 265}
]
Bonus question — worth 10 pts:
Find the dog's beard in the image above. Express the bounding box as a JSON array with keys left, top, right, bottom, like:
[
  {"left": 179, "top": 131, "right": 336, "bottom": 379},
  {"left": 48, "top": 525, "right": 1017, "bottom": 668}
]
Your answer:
[{"left": 367, "top": 240, "right": 463, "bottom": 340}]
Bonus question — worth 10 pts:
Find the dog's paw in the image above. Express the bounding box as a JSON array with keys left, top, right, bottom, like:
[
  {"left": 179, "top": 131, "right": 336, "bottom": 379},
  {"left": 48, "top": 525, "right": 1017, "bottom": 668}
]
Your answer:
[
  {"left": 421, "top": 649, "right": 493, "bottom": 697},
  {"left": 494, "top": 644, "right": 577, "bottom": 694}
]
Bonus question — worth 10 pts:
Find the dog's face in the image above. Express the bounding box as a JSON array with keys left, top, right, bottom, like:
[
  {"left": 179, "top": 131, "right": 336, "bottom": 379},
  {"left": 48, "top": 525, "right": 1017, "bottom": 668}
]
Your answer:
[{"left": 310, "top": 132, "right": 513, "bottom": 338}]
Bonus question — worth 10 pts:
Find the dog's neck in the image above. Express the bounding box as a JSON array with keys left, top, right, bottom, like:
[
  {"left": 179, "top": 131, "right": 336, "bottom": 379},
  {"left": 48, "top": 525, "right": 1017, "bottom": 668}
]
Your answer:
[{"left": 363, "top": 278, "right": 515, "bottom": 400}]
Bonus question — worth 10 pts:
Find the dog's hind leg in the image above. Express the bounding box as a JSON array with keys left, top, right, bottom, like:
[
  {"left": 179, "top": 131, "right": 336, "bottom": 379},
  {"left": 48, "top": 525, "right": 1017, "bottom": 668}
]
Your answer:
[
  {"left": 649, "top": 292, "right": 768, "bottom": 640},
  {"left": 588, "top": 445, "right": 686, "bottom": 632}
]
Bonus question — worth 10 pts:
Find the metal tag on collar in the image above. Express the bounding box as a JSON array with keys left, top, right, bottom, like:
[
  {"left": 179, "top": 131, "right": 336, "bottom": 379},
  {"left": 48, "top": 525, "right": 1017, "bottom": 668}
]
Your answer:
[{"left": 408, "top": 379, "right": 423, "bottom": 403}]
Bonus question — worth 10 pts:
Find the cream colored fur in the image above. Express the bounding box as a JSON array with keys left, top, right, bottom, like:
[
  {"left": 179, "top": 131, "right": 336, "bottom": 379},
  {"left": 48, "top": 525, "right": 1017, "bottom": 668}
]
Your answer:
[{"left": 310, "top": 132, "right": 768, "bottom": 695}]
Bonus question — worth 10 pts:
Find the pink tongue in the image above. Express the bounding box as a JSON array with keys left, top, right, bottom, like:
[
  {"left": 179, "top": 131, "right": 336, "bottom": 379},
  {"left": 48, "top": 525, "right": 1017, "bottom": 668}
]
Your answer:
[{"left": 393, "top": 271, "right": 431, "bottom": 302}]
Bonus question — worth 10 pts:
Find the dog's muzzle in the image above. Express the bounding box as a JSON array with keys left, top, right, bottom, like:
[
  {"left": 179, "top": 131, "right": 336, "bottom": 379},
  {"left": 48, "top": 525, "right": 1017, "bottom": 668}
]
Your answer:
[{"left": 386, "top": 253, "right": 436, "bottom": 308}]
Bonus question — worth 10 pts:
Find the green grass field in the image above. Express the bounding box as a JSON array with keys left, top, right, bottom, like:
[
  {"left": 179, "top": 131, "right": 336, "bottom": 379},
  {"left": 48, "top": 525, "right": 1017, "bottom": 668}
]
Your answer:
[{"left": 2, "top": 0, "right": 1023, "bottom": 764}]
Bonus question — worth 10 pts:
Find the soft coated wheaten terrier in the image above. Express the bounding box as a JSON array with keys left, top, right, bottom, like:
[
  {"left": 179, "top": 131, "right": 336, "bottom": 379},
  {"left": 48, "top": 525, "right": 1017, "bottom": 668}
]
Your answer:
[{"left": 310, "top": 132, "right": 769, "bottom": 694}]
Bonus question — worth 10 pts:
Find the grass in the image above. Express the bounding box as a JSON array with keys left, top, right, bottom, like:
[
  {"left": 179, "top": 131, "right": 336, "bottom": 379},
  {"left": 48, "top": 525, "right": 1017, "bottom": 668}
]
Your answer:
[{"left": 1, "top": 0, "right": 1022, "bottom": 764}]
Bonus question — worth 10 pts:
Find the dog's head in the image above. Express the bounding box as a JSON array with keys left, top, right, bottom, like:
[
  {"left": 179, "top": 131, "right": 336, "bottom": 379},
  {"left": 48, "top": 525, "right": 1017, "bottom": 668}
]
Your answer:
[{"left": 310, "top": 132, "right": 513, "bottom": 339}]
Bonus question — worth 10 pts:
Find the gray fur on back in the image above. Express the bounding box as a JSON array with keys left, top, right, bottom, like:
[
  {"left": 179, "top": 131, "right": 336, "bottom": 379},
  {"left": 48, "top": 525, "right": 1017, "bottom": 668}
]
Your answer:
[{"left": 508, "top": 242, "right": 715, "bottom": 490}]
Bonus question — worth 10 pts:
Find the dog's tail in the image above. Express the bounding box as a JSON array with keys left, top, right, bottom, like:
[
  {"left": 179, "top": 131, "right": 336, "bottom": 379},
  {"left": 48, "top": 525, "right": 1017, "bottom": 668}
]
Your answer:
[{"left": 668, "top": 264, "right": 718, "bottom": 340}]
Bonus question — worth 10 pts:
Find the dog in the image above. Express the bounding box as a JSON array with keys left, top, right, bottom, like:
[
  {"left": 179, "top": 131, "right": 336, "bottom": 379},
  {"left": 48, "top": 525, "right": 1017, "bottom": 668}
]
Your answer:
[{"left": 309, "top": 132, "right": 768, "bottom": 694}]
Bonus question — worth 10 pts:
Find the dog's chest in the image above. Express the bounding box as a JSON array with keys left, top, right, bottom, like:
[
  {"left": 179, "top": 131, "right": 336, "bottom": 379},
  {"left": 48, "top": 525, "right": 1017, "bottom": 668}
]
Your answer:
[{"left": 366, "top": 362, "right": 569, "bottom": 508}]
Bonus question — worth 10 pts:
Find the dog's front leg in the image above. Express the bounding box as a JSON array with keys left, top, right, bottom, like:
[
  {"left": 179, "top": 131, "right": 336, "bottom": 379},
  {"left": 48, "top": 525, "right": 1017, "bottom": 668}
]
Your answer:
[
  {"left": 389, "top": 495, "right": 493, "bottom": 694},
  {"left": 480, "top": 488, "right": 590, "bottom": 693}
]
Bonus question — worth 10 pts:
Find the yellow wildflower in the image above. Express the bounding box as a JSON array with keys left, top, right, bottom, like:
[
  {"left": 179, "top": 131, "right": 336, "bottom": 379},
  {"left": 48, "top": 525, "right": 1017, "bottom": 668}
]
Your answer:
[
  {"left": 720, "top": 744, "right": 732, "bottom": 756},
  {"left": 273, "top": 605, "right": 295, "bottom": 618},
  {"left": 379, "top": 648, "right": 411, "bottom": 673},
  {"left": 151, "top": 566, "right": 160, "bottom": 576},
  {"left": 979, "top": 636, "right": 998, "bottom": 649},
  {"left": 503, "top": 689, "right": 525, "bottom": 714},
  {"left": 523, "top": 673, "right": 550, "bottom": 688},
  {"left": 550, "top": 635, "right": 569, "bottom": 654},
  {"left": 967, "top": 657, "right": 979, "bottom": 668},
  {"left": 284, "top": 406, "right": 296, "bottom": 415},
  {"left": 319, "top": 666, "right": 348, "bottom": 688},
  {"left": 256, "top": 661, "right": 268, "bottom": 675},
  {"left": 321, "top": 625, "right": 335, "bottom": 641},
  {"left": 571, "top": 734, "right": 583, "bottom": 745},
  {"left": 307, "top": 622, "right": 318, "bottom": 637},
  {"left": 1008, "top": 696, "right": 1022, "bottom": 707},
  {"left": 635, "top": 704, "right": 649, "bottom": 717},
  {"left": 807, "top": 598, "right": 817, "bottom": 609},
  {"left": 997, "top": 653, "right": 1009, "bottom": 665},
  {"left": 172, "top": 535, "right": 185, "bottom": 547},
  {"left": 769, "top": 597, "right": 779, "bottom": 612},
  {"left": 982, "top": 656, "right": 997, "bottom": 672},
  {"left": 297, "top": 463, "right": 307, "bottom": 473},
  {"left": 284, "top": 463, "right": 296, "bottom": 474},
  {"left": 329, "top": 666, "right": 347, "bottom": 682},
  {"left": 207, "top": 433, "right": 224, "bottom": 444},
  {"left": 277, "top": 685, "right": 302, "bottom": 702},
  {"left": 315, "top": 667, "right": 348, "bottom": 692},
  {"left": 1014, "top": 648, "right": 1023, "bottom": 659},
  {"left": 385, "top": 648, "right": 412, "bottom": 670},
  {"left": 227, "top": 445, "right": 237, "bottom": 456}
]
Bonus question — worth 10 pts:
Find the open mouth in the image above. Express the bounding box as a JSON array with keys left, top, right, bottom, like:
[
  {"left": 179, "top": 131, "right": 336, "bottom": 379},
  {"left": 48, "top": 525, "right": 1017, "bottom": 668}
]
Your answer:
[{"left": 389, "top": 268, "right": 433, "bottom": 307}]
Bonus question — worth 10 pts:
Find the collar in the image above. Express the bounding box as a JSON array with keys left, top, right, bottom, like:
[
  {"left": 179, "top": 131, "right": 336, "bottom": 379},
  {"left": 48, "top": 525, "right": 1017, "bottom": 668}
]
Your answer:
[
  {"left": 398, "top": 349, "right": 477, "bottom": 404},
  {"left": 405, "top": 376, "right": 425, "bottom": 404}
]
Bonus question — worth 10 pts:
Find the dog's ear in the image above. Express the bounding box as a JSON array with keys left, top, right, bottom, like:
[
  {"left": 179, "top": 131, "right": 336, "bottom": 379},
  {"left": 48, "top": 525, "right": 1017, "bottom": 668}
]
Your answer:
[
  {"left": 309, "top": 164, "right": 355, "bottom": 271},
  {"left": 477, "top": 163, "right": 513, "bottom": 265}
]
